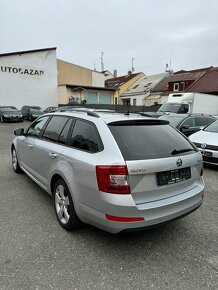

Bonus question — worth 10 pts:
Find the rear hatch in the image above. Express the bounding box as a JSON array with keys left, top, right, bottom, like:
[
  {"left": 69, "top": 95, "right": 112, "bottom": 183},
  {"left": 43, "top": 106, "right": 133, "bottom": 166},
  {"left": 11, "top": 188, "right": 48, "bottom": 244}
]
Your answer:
[{"left": 108, "top": 119, "right": 202, "bottom": 205}]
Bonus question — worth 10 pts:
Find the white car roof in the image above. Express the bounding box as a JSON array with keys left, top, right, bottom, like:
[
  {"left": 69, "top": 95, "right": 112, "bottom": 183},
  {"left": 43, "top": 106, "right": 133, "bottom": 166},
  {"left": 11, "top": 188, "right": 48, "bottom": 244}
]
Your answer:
[{"left": 46, "top": 110, "right": 155, "bottom": 124}]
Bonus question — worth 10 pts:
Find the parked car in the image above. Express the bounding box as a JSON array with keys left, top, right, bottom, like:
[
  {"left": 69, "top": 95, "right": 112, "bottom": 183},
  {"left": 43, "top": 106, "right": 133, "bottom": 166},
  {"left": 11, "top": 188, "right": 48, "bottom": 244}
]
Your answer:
[
  {"left": 11, "top": 111, "right": 204, "bottom": 233},
  {"left": 44, "top": 106, "right": 58, "bottom": 113},
  {"left": 0, "top": 106, "right": 23, "bottom": 122},
  {"left": 159, "top": 113, "right": 216, "bottom": 136},
  {"left": 21, "top": 106, "right": 44, "bottom": 121},
  {"left": 189, "top": 119, "right": 218, "bottom": 166}
]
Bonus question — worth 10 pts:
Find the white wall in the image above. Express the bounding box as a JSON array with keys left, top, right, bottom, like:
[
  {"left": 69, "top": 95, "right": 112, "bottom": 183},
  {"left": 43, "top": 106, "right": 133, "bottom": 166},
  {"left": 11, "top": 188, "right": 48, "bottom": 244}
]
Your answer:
[
  {"left": 121, "top": 94, "right": 145, "bottom": 106},
  {"left": 131, "top": 94, "right": 145, "bottom": 106},
  {"left": 0, "top": 49, "right": 58, "bottom": 109},
  {"left": 91, "top": 71, "right": 105, "bottom": 87}
]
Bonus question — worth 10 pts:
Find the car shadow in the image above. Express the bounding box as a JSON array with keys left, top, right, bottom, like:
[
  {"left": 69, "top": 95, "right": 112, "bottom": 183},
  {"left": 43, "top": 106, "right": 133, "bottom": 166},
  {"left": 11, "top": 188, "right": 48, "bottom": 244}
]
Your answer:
[{"left": 203, "top": 163, "right": 218, "bottom": 171}]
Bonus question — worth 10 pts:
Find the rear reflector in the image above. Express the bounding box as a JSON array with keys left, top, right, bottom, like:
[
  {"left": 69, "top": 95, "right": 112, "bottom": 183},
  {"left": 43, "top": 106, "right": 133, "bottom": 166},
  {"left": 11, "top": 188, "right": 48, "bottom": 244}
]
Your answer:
[
  {"left": 96, "top": 165, "right": 130, "bottom": 194},
  {"left": 106, "top": 214, "right": 144, "bottom": 222},
  {"left": 200, "top": 166, "right": 203, "bottom": 176}
]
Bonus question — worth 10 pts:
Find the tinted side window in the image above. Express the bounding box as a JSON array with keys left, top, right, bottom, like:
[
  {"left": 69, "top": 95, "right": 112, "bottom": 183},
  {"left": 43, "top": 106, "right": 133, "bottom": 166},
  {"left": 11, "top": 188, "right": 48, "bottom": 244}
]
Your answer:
[
  {"left": 109, "top": 124, "right": 195, "bottom": 160},
  {"left": 181, "top": 117, "right": 195, "bottom": 127},
  {"left": 70, "top": 119, "right": 102, "bottom": 152},
  {"left": 195, "top": 117, "right": 208, "bottom": 127},
  {"left": 27, "top": 116, "right": 50, "bottom": 138},
  {"left": 43, "top": 116, "right": 68, "bottom": 142},
  {"left": 58, "top": 119, "right": 73, "bottom": 145},
  {"left": 206, "top": 117, "right": 216, "bottom": 124}
]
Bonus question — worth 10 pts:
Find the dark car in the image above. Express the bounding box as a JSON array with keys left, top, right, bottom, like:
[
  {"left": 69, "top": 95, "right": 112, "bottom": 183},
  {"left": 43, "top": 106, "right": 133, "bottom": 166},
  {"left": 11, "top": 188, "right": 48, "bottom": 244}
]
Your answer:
[
  {"left": 21, "top": 106, "right": 44, "bottom": 121},
  {"left": 44, "top": 106, "right": 58, "bottom": 113},
  {"left": 0, "top": 106, "right": 23, "bottom": 122},
  {"left": 159, "top": 113, "right": 216, "bottom": 136}
]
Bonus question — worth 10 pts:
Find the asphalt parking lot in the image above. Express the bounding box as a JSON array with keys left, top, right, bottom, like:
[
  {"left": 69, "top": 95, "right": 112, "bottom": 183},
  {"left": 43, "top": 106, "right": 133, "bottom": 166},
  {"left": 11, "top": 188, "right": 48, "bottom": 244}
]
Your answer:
[{"left": 0, "top": 121, "right": 217, "bottom": 290}]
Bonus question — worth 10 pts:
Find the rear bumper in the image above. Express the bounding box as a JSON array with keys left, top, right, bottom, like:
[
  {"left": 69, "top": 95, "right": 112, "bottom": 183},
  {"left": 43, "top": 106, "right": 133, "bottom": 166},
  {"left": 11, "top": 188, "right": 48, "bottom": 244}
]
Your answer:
[
  {"left": 2, "top": 116, "right": 23, "bottom": 122},
  {"left": 79, "top": 184, "right": 204, "bottom": 234},
  {"left": 121, "top": 203, "right": 202, "bottom": 233}
]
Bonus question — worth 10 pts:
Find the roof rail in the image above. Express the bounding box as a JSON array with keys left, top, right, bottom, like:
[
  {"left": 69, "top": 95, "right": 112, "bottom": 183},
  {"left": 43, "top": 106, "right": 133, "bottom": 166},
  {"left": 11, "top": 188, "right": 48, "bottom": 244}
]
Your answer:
[
  {"left": 59, "top": 108, "right": 100, "bottom": 118},
  {"left": 87, "top": 111, "right": 100, "bottom": 118}
]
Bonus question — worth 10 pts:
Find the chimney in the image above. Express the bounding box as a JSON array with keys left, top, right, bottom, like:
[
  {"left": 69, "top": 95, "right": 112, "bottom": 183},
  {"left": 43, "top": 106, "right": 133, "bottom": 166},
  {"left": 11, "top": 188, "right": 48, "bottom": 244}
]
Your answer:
[
  {"left": 114, "top": 70, "right": 117, "bottom": 77},
  {"left": 128, "top": 71, "right": 132, "bottom": 76}
]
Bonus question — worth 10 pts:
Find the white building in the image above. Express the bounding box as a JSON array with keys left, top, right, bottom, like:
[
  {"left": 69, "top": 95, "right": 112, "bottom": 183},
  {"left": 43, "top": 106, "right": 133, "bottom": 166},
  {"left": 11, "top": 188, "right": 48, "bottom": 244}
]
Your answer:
[
  {"left": 0, "top": 48, "right": 58, "bottom": 109},
  {"left": 121, "top": 72, "right": 171, "bottom": 106}
]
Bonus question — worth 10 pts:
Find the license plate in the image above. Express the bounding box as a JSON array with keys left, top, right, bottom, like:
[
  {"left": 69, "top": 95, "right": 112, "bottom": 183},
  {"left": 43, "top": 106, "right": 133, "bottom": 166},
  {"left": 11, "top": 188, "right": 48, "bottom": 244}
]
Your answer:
[
  {"left": 202, "top": 151, "right": 212, "bottom": 157},
  {"left": 156, "top": 167, "right": 191, "bottom": 186}
]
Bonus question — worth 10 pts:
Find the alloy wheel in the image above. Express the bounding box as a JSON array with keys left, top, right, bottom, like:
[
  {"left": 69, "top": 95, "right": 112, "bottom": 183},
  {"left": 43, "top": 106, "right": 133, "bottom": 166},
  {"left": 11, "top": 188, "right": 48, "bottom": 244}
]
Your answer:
[
  {"left": 12, "top": 149, "right": 18, "bottom": 171},
  {"left": 55, "top": 184, "right": 70, "bottom": 224}
]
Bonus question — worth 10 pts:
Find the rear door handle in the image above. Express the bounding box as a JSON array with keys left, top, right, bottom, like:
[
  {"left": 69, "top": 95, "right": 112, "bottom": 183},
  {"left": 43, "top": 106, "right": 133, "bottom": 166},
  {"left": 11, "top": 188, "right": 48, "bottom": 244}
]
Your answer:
[
  {"left": 49, "top": 152, "right": 58, "bottom": 159},
  {"left": 28, "top": 144, "right": 33, "bottom": 148}
]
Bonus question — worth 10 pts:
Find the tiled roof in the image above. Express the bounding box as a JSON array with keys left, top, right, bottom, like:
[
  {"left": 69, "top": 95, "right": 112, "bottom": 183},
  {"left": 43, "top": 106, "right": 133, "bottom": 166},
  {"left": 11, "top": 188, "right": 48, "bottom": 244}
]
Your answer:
[
  {"left": 105, "top": 72, "right": 141, "bottom": 88},
  {"left": 168, "top": 67, "right": 210, "bottom": 82},
  {"left": 174, "top": 67, "right": 211, "bottom": 74},
  {"left": 151, "top": 75, "right": 172, "bottom": 92},
  {"left": 122, "top": 73, "right": 170, "bottom": 96},
  {"left": 186, "top": 67, "right": 218, "bottom": 93},
  {"left": 151, "top": 67, "right": 212, "bottom": 94}
]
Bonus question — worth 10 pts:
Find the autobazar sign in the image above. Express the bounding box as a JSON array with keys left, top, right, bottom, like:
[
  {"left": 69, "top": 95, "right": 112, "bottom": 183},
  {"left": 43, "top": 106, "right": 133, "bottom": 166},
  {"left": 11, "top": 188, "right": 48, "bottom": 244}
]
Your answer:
[{"left": 0, "top": 65, "right": 44, "bottom": 76}]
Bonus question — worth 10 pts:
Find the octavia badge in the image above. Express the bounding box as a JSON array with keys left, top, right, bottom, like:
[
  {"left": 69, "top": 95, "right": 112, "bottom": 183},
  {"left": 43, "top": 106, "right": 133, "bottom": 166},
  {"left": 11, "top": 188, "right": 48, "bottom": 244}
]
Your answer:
[
  {"left": 201, "top": 143, "right": 207, "bottom": 149},
  {"left": 177, "top": 158, "right": 182, "bottom": 167}
]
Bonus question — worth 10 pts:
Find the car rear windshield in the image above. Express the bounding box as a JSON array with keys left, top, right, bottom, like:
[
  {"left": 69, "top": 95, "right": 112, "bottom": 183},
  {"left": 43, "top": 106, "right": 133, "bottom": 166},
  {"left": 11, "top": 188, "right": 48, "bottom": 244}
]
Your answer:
[
  {"left": 30, "top": 106, "right": 43, "bottom": 111},
  {"left": 108, "top": 121, "right": 195, "bottom": 160}
]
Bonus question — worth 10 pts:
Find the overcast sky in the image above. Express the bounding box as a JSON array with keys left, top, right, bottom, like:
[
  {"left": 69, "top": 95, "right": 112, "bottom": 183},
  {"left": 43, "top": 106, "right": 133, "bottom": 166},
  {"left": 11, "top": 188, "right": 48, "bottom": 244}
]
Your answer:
[{"left": 0, "top": 0, "right": 218, "bottom": 76}]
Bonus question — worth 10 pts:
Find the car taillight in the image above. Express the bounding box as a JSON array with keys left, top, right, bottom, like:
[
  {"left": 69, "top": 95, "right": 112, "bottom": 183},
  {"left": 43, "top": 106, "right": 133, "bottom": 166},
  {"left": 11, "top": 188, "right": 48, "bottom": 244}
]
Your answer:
[{"left": 96, "top": 165, "right": 130, "bottom": 194}]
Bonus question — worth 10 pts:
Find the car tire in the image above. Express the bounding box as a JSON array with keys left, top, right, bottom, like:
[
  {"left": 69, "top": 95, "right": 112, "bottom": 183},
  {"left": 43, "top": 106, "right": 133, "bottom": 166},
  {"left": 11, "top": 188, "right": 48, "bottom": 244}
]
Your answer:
[
  {"left": 53, "top": 179, "right": 82, "bottom": 230},
  {"left": 12, "top": 147, "right": 22, "bottom": 173}
]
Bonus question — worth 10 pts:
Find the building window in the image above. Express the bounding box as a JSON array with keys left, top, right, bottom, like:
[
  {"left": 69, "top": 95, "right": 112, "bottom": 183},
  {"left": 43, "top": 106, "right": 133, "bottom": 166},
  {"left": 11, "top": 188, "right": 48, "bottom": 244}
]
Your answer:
[
  {"left": 173, "top": 83, "right": 179, "bottom": 91},
  {"left": 133, "top": 99, "right": 137, "bottom": 106},
  {"left": 99, "top": 92, "right": 111, "bottom": 104},
  {"left": 84, "top": 92, "right": 97, "bottom": 104}
]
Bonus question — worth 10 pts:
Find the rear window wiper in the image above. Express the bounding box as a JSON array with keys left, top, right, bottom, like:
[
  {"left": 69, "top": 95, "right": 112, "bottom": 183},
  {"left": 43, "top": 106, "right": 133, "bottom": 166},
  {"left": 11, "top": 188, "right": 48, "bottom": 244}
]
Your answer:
[{"left": 171, "top": 148, "right": 196, "bottom": 155}]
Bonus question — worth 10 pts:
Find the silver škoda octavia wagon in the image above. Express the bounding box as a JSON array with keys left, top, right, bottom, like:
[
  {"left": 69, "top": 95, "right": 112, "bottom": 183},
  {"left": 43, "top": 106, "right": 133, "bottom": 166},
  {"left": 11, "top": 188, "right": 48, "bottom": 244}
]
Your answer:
[{"left": 11, "top": 110, "right": 204, "bottom": 233}]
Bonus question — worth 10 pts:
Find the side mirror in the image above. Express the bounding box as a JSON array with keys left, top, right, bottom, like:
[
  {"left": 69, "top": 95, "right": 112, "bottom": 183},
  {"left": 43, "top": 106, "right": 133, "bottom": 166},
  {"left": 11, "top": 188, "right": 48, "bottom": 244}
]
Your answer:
[
  {"left": 180, "top": 124, "right": 189, "bottom": 131},
  {"left": 14, "top": 128, "right": 25, "bottom": 136}
]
